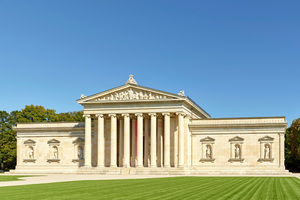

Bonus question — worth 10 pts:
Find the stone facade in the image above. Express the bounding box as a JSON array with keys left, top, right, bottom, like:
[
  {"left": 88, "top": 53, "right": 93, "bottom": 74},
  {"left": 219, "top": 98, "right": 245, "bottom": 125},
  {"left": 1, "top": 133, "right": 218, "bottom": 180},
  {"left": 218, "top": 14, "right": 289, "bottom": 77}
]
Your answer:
[{"left": 12, "top": 76, "right": 289, "bottom": 175}]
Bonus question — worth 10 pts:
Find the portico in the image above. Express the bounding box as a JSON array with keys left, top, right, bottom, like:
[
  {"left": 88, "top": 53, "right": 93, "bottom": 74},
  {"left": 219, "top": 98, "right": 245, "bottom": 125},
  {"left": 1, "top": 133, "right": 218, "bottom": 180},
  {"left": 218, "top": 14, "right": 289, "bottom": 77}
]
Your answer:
[{"left": 82, "top": 111, "right": 188, "bottom": 168}]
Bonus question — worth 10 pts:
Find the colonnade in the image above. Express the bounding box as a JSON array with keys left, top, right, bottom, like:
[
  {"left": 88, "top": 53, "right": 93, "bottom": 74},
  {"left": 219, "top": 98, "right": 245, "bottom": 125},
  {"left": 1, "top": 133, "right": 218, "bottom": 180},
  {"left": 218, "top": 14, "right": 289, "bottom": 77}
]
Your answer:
[{"left": 83, "top": 112, "right": 187, "bottom": 168}]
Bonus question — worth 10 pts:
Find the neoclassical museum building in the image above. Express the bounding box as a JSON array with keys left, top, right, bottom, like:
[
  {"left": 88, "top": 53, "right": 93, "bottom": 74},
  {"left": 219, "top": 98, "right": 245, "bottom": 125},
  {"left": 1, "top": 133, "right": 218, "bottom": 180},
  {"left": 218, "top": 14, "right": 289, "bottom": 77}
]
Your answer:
[{"left": 12, "top": 76, "right": 289, "bottom": 175}]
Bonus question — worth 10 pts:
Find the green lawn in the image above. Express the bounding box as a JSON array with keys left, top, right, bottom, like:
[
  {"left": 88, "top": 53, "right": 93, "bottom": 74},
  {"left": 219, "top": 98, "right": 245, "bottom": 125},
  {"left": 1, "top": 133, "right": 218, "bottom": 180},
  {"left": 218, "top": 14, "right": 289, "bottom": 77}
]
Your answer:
[
  {"left": 0, "top": 175, "right": 30, "bottom": 182},
  {"left": 0, "top": 177, "right": 300, "bottom": 200}
]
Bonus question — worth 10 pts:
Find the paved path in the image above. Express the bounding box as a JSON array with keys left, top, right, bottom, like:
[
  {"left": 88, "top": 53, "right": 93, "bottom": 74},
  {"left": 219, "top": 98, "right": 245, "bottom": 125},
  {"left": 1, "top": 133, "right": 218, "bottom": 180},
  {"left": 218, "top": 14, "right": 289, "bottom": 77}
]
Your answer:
[
  {"left": 0, "top": 173, "right": 297, "bottom": 187},
  {"left": 0, "top": 174, "right": 175, "bottom": 187}
]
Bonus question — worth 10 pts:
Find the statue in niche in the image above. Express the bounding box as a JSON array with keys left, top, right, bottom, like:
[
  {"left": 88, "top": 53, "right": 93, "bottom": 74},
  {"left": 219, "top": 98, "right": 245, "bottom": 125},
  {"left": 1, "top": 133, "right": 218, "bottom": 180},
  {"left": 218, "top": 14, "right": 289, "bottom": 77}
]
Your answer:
[
  {"left": 206, "top": 145, "right": 212, "bottom": 159},
  {"left": 264, "top": 144, "right": 270, "bottom": 159},
  {"left": 53, "top": 146, "right": 58, "bottom": 159},
  {"left": 78, "top": 146, "right": 83, "bottom": 159},
  {"left": 235, "top": 144, "right": 241, "bottom": 159},
  {"left": 29, "top": 147, "right": 34, "bottom": 159}
]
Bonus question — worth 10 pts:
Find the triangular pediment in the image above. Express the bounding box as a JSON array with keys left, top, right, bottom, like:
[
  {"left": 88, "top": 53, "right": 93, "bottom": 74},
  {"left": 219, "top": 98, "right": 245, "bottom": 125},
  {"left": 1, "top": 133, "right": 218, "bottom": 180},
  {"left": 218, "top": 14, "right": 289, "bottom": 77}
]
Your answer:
[
  {"left": 47, "top": 139, "right": 60, "bottom": 144},
  {"left": 229, "top": 136, "right": 244, "bottom": 142},
  {"left": 77, "top": 84, "right": 185, "bottom": 103},
  {"left": 24, "top": 139, "right": 36, "bottom": 145},
  {"left": 73, "top": 137, "right": 85, "bottom": 144},
  {"left": 200, "top": 136, "right": 215, "bottom": 142},
  {"left": 258, "top": 136, "right": 274, "bottom": 142}
]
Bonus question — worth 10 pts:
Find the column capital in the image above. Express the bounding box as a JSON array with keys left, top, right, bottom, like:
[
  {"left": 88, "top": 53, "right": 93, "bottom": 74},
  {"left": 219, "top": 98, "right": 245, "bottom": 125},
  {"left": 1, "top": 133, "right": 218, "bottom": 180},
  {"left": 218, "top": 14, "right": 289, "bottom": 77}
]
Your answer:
[
  {"left": 122, "top": 113, "right": 130, "bottom": 117},
  {"left": 135, "top": 113, "right": 143, "bottom": 117},
  {"left": 83, "top": 114, "right": 91, "bottom": 118},
  {"left": 162, "top": 112, "right": 170, "bottom": 116},
  {"left": 176, "top": 112, "right": 186, "bottom": 117},
  {"left": 108, "top": 114, "right": 117, "bottom": 118},
  {"left": 95, "top": 114, "right": 104, "bottom": 118},
  {"left": 148, "top": 113, "right": 157, "bottom": 117}
]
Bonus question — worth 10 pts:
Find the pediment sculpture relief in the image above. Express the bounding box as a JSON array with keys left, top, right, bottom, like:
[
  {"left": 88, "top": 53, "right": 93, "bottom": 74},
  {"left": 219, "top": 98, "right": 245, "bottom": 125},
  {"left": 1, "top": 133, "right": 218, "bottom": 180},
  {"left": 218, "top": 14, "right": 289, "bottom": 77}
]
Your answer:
[{"left": 94, "top": 88, "right": 174, "bottom": 101}]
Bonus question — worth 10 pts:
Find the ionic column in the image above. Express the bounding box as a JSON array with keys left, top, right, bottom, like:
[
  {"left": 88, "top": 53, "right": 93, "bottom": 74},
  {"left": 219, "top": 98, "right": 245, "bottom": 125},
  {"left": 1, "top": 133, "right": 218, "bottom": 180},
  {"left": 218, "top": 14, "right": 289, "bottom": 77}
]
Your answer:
[
  {"left": 177, "top": 112, "right": 185, "bottom": 167},
  {"left": 144, "top": 116, "right": 150, "bottom": 167},
  {"left": 122, "top": 114, "right": 130, "bottom": 168},
  {"left": 163, "top": 113, "right": 170, "bottom": 168},
  {"left": 83, "top": 114, "right": 92, "bottom": 167},
  {"left": 131, "top": 117, "right": 136, "bottom": 167},
  {"left": 96, "top": 114, "right": 104, "bottom": 167},
  {"left": 149, "top": 113, "right": 157, "bottom": 167},
  {"left": 109, "top": 114, "right": 117, "bottom": 167},
  {"left": 136, "top": 113, "right": 144, "bottom": 167},
  {"left": 119, "top": 117, "right": 124, "bottom": 167},
  {"left": 157, "top": 117, "right": 163, "bottom": 167}
]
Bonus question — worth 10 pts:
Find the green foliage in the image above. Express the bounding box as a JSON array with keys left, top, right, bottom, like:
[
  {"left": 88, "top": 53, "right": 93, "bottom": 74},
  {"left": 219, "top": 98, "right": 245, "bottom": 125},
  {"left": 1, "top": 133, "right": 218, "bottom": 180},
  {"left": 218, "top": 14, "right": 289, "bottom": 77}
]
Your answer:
[
  {"left": 285, "top": 117, "right": 300, "bottom": 172},
  {"left": 0, "top": 105, "right": 84, "bottom": 171},
  {"left": 0, "top": 110, "right": 18, "bottom": 171}
]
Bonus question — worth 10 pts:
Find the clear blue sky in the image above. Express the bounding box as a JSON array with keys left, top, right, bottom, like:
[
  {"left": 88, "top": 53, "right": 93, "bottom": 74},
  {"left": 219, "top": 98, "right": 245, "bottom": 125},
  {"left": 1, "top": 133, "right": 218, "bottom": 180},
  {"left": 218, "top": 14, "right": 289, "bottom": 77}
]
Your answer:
[{"left": 0, "top": 1, "right": 299, "bottom": 125}]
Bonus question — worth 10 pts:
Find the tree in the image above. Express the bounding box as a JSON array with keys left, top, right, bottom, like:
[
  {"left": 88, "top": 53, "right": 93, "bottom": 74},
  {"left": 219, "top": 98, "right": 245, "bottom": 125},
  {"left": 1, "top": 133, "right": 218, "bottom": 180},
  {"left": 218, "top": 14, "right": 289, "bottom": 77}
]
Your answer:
[
  {"left": 0, "top": 110, "right": 18, "bottom": 171},
  {"left": 0, "top": 105, "right": 84, "bottom": 171},
  {"left": 285, "top": 117, "right": 300, "bottom": 172},
  {"left": 17, "top": 105, "right": 57, "bottom": 122}
]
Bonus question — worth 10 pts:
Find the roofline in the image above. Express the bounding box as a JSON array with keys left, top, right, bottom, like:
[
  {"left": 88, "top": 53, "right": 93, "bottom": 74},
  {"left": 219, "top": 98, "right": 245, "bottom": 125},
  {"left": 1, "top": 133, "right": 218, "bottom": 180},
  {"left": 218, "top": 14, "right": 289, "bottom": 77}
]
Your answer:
[
  {"left": 186, "top": 96, "right": 211, "bottom": 118},
  {"left": 196, "top": 116, "right": 286, "bottom": 120},
  {"left": 77, "top": 83, "right": 185, "bottom": 102}
]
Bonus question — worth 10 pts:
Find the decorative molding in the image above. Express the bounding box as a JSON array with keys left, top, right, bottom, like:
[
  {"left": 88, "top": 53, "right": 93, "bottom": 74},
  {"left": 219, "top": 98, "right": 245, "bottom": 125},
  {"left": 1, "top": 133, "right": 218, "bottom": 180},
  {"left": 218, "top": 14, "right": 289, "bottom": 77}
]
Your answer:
[
  {"left": 126, "top": 75, "right": 138, "bottom": 85},
  {"left": 95, "top": 114, "right": 104, "bottom": 118},
  {"left": 122, "top": 113, "right": 130, "bottom": 117},
  {"left": 83, "top": 114, "right": 91, "bottom": 118},
  {"left": 47, "top": 139, "right": 60, "bottom": 146},
  {"left": 258, "top": 136, "right": 274, "bottom": 142},
  {"left": 228, "top": 158, "right": 245, "bottom": 163},
  {"left": 24, "top": 139, "right": 36, "bottom": 145},
  {"left": 162, "top": 113, "right": 170, "bottom": 116},
  {"left": 200, "top": 136, "right": 215, "bottom": 142},
  {"left": 148, "top": 113, "right": 157, "bottom": 117},
  {"left": 47, "top": 159, "right": 60, "bottom": 163},
  {"left": 23, "top": 159, "right": 36, "bottom": 163},
  {"left": 72, "top": 159, "right": 84, "bottom": 163},
  {"left": 229, "top": 136, "right": 244, "bottom": 142},
  {"left": 72, "top": 137, "right": 85, "bottom": 144},
  {"left": 93, "top": 87, "right": 172, "bottom": 102},
  {"left": 135, "top": 113, "right": 143, "bottom": 118},
  {"left": 108, "top": 114, "right": 117, "bottom": 118},
  {"left": 176, "top": 112, "right": 186, "bottom": 117},
  {"left": 258, "top": 158, "right": 274, "bottom": 163},
  {"left": 200, "top": 158, "right": 215, "bottom": 163}
]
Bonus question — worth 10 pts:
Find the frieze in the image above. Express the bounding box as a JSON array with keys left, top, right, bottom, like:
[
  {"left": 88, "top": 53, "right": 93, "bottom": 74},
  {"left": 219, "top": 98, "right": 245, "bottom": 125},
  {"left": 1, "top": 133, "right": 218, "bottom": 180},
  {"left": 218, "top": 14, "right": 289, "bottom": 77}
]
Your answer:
[{"left": 93, "top": 88, "right": 174, "bottom": 101}]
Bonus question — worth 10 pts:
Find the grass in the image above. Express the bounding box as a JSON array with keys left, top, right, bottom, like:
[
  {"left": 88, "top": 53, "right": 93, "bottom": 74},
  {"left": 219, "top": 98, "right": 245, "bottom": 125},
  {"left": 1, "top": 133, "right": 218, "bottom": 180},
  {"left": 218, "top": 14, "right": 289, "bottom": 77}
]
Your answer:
[
  {"left": 0, "top": 175, "right": 31, "bottom": 182},
  {"left": 0, "top": 177, "right": 300, "bottom": 200}
]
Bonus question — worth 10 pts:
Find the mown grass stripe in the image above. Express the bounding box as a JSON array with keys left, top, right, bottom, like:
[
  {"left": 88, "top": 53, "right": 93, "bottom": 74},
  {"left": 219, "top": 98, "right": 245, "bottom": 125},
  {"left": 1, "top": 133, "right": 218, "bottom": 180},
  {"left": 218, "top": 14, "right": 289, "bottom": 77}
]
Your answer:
[{"left": 0, "top": 177, "right": 299, "bottom": 200}]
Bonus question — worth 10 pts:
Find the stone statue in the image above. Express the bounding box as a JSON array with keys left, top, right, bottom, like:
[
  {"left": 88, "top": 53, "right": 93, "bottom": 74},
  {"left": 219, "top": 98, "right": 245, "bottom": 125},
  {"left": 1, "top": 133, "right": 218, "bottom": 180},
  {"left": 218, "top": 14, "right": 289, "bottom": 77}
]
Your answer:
[
  {"left": 206, "top": 145, "right": 211, "bottom": 159},
  {"left": 178, "top": 90, "right": 185, "bottom": 96},
  {"left": 235, "top": 145, "right": 240, "bottom": 159},
  {"left": 29, "top": 147, "right": 34, "bottom": 159},
  {"left": 80, "top": 94, "right": 86, "bottom": 99},
  {"left": 126, "top": 75, "right": 138, "bottom": 85},
  {"left": 53, "top": 147, "right": 58, "bottom": 159},
  {"left": 264, "top": 145, "right": 270, "bottom": 159},
  {"left": 78, "top": 147, "right": 83, "bottom": 159},
  {"left": 128, "top": 88, "right": 134, "bottom": 99}
]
